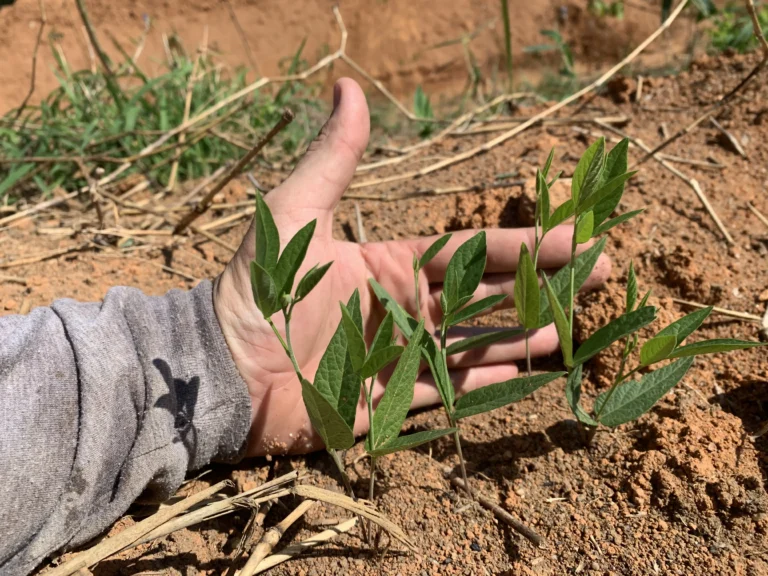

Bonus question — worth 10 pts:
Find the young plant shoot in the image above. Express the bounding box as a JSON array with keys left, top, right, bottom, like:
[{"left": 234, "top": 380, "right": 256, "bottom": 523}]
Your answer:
[
  {"left": 372, "top": 232, "right": 565, "bottom": 497},
  {"left": 531, "top": 138, "right": 766, "bottom": 442},
  {"left": 250, "top": 193, "right": 455, "bottom": 501}
]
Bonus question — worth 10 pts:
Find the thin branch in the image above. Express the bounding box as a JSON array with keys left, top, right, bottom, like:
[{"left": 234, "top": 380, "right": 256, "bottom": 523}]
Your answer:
[
  {"left": 747, "top": 202, "right": 768, "bottom": 229},
  {"left": 747, "top": 0, "right": 768, "bottom": 58},
  {"left": 445, "top": 469, "right": 545, "bottom": 548},
  {"left": 0, "top": 244, "right": 90, "bottom": 270},
  {"left": 172, "top": 109, "right": 294, "bottom": 235},
  {"left": 12, "top": 0, "right": 46, "bottom": 122},
  {"left": 349, "top": 0, "right": 691, "bottom": 191},
  {"left": 222, "top": 0, "right": 260, "bottom": 76}
]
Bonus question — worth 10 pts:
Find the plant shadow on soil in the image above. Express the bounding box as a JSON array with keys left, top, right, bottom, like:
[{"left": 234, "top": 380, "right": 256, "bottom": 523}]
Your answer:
[{"left": 719, "top": 378, "right": 768, "bottom": 487}]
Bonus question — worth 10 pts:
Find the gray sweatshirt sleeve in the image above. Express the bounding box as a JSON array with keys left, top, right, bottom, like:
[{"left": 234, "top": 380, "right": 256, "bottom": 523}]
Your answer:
[{"left": 0, "top": 280, "right": 252, "bottom": 576}]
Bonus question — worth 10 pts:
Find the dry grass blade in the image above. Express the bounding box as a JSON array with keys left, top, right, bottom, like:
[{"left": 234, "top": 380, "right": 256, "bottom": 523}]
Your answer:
[
  {"left": 173, "top": 109, "right": 294, "bottom": 234},
  {"left": 747, "top": 202, "right": 768, "bottom": 229},
  {"left": 175, "top": 164, "right": 230, "bottom": 208},
  {"left": 292, "top": 484, "right": 415, "bottom": 551},
  {"left": 349, "top": 0, "right": 691, "bottom": 191},
  {"left": 0, "top": 273, "right": 27, "bottom": 285},
  {"left": 239, "top": 500, "right": 316, "bottom": 576},
  {"left": 12, "top": 0, "right": 46, "bottom": 122},
  {"left": 345, "top": 179, "right": 524, "bottom": 201},
  {"left": 242, "top": 518, "right": 357, "bottom": 575},
  {"left": 0, "top": 192, "right": 79, "bottom": 227},
  {"left": 354, "top": 203, "right": 367, "bottom": 243},
  {"left": 444, "top": 469, "right": 545, "bottom": 548},
  {"left": 594, "top": 120, "right": 734, "bottom": 244},
  {"left": 46, "top": 480, "right": 232, "bottom": 576},
  {"left": 672, "top": 297, "right": 762, "bottom": 322},
  {"left": 709, "top": 117, "right": 747, "bottom": 158},
  {"left": 0, "top": 243, "right": 89, "bottom": 269},
  {"left": 747, "top": 0, "right": 768, "bottom": 57}
]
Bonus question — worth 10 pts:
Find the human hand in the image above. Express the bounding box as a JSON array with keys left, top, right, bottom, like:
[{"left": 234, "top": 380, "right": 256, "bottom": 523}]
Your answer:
[{"left": 214, "top": 78, "right": 611, "bottom": 456}]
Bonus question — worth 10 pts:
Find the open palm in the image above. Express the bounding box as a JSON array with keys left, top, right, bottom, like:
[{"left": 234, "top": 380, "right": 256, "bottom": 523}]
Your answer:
[{"left": 214, "top": 79, "right": 611, "bottom": 456}]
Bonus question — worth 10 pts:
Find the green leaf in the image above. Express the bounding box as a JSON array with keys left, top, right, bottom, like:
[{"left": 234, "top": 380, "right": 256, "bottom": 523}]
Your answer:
[
  {"left": 272, "top": 220, "right": 317, "bottom": 297},
  {"left": 667, "top": 339, "right": 766, "bottom": 359},
  {"left": 565, "top": 365, "right": 598, "bottom": 426},
  {"left": 367, "top": 428, "right": 457, "bottom": 457},
  {"left": 547, "top": 199, "right": 575, "bottom": 231},
  {"left": 419, "top": 234, "right": 453, "bottom": 269},
  {"left": 573, "top": 306, "right": 657, "bottom": 366},
  {"left": 443, "top": 232, "right": 487, "bottom": 314},
  {"left": 445, "top": 329, "right": 524, "bottom": 356},
  {"left": 250, "top": 261, "right": 280, "bottom": 318},
  {"left": 314, "top": 291, "right": 362, "bottom": 429},
  {"left": 537, "top": 170, "right": 551, "bottom": 232},
  {"left": 514, "top": 243, "right": 540, "bottom": 329},
  {"left": 369, "top": 312, "right": 395, "bottom": 357},
  {"left": 302, "top": 379, "right": 355, "bottom": 450},
  {"left": 542, "top": 147, "right": 555, "bottom": 179},
  {"left": 543, "top": 273, "right": 573, "bottom": 367},
  {"left": 369, "top": 278, "right": 415, "bottom": 339},
  {"left": 640, "top": 335, "right": 677, "bottom": 366},
  {"left": 593, "top": 138, "right": 629, "bottom": 225},
  {"left": 571, "top": 138, "right": 605, "bottom": 207},
  {"left": 592, "top": 209, "right": 644, "bottom": 236},
  {"left": 536, "top": 238, "right": 606, "bottom": 328},
  {"left": 596, "top": 357, "right": 694, "bottom": 427},
  {"left": 254, "top": 193, "right": 280, "bottom": 272},
  {"left": 579, "top": 171, "right": 637, "bottom": 216},
  {"left": 454, "top": 372, "right": 565, "bottom": 420},
  {"left": 626, "top": 261, "right": 637, "bottom": 313},
  {"left": 294, "top": 262, "right": 333, "bottom": 303},
  {"left": 360, "top": 345, "right": 404, "bottom": 379},
  {"left": 575, "top": 211, "right": 594, "bottom": 244},
  {"left": 638, "top": 289, "right": 652, "bottom": 309},
  {"left": 340, "top": 301, "right": 367, "bottom": 373},
  {"left": 446, "top": 294, "right": 507, "bottom": 326},
  {"left": 656, "top": 307, "right": 712, "bottom": 344},
  {"left": 370, "top": 321, "right": 426, "bottom": 450}
]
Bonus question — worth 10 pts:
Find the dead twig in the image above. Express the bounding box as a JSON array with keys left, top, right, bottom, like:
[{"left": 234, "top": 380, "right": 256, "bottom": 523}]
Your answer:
[
  {"left": 747, "top": 0, "right": 768, "bottom": 58},
  {"left": 747, "top": 202, "right": 768, "bottom": 229},
  {"left": 241, "top": 517, "right": 357, "bottom": 575},
  {"left": 671, "top": 297, "right": 762, "bottom": 322},
  {"left": 0, "top": 192, "right": 78, "bottom": 227},
  {"left": 349, "top": 0, "right": 690, "bottom": 191},
  {"left": 12, "top": 0, "right": 46, "bottom": 121},
  {"left": 354, "top": 203, "right": 367, "bottom": 243},
  {"left": 345, "top": 179, "right": 525, "bottom": 201},
  {"left": 656, "top": 153, "right": 724, "bottom": 170},
  {"left": 594, "top": 120, "right": 734, "bottom": 244},
  {"left": 709, "top": 117, "right": 747, "bottom": 158},
  {"left": 445, "top": 469, "right": 545, "bottom": 548},
  {"left": 47, "top": 481, "right": 232, "bottom": 576},
  {"left": 239, "top": 500, "right": 316, "bottom": 576},
  {"left": 222, "top": 0, "right": 260, "bottom": 76},
  {"left": 173, "top": 109, "right": 294, "bottom": 235},
  {"left": 0, "top": 244, "right": 90, "bottom": 270}
]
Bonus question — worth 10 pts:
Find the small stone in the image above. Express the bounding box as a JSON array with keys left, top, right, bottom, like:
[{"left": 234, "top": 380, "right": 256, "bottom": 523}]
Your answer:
[
  {"left": 470, "top": 540, "right": 482, "bottom": 552},
  {"left": 758, "top": 289, "right": 768, "bottom": 302}
]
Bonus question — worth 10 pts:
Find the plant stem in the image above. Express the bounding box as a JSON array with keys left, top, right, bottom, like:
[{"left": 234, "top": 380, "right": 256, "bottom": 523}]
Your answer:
[
  {"left": 452, "top": 427, "right": 473, "bottom": 499},
  {"left": 414, "top": 266, "right": 422, "bottom": 321},
  {"left": 267, "top": 316, "right": 303, "bottom": 381},
  {"left": 524, "top": 329, "right": 532, "bottom": 377},
  {"left": 568, "top": 228, "right": 578, "bottom": 330},
  {"left": 329, "top": 448, "right": 356, "bottom": 498},
  {"left": 369, "top": 456, "right": 377, "bottom": 502}
]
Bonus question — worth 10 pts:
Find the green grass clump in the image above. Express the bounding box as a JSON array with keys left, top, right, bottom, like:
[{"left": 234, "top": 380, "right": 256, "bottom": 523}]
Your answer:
[
  {"left": 709, "top": 3, "right": 768, "bottom": 53},
  {"left": 0, "top": 37, "right": 324, "bottom": 202}
]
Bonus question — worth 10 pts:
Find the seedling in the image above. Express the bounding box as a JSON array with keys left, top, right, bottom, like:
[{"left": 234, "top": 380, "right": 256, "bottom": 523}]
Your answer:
[
  {"left": 250, "top": 193, "right": 454, "bottom": 501},
  {"left": 372, "top": 233, "right": 565, "bottom": 497},
  {"left": 527, "top": 138, "right": 766, "bottom": 442}
]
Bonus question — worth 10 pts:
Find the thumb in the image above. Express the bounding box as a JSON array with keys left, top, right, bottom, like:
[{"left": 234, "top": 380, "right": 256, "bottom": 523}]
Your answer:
[{"left": 268, "top": 77, "right": 370, "bottom": 214}]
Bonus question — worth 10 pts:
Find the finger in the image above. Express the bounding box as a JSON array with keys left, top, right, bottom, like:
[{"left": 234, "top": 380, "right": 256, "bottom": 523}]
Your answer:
[
  {"left": 441, "top": 324, "right": 560, "bottom": 368},
  {"left": 424, "top": 254, "right": 611, "bottom": 322},
  {"left": 411, "top": 363, "right": 519, "bottom": 410},
  {"left": 268, "top": 77, "right": 370, "bottom": 215},
  {"left": 408, "top": 225, "right": 598, "bottom": 282}
]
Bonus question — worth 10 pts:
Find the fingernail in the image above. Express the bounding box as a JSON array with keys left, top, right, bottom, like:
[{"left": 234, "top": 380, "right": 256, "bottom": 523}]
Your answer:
[{"left": 332, "top": 82, "right": 342, "bottom": 113}]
